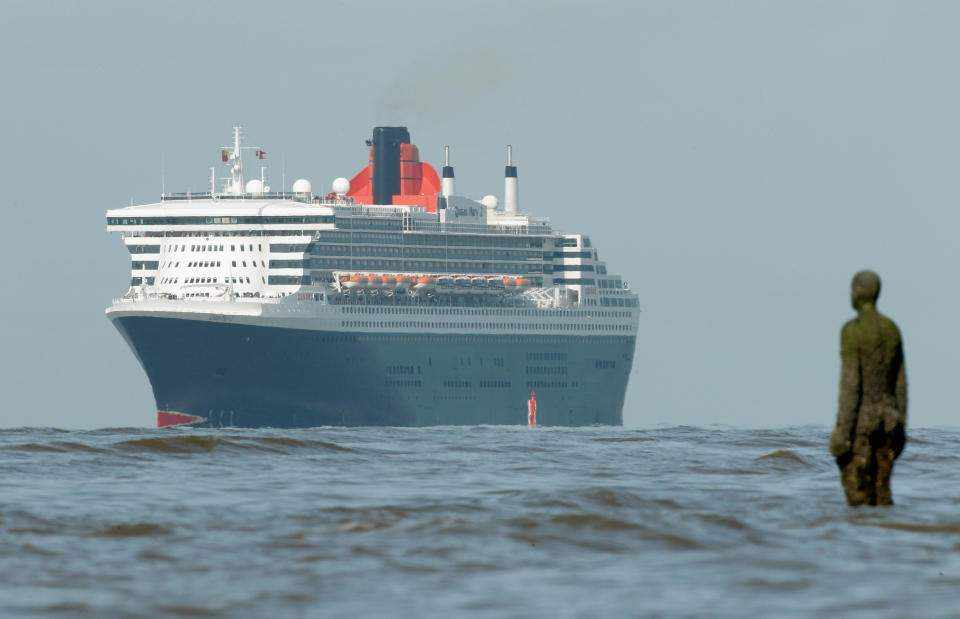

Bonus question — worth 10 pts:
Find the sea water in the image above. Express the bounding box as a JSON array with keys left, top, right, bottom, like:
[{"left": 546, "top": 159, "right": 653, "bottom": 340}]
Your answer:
[{"left": 1, "top": 424, "right": 959, "bottom": 617}]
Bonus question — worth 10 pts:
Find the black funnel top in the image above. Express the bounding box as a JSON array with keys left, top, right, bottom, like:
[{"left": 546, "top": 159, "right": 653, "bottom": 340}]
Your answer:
[{"left": 372, "top": 126, "right": 410, "bottom": 205}]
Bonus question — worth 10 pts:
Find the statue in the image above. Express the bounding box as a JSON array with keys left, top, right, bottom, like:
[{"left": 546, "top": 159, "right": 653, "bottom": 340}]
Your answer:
[{"left": 830, "top": 270, "right": 907, "bottom": 506}]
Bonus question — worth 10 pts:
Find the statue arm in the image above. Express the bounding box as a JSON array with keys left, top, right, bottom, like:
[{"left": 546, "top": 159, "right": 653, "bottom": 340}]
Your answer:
[
  {"left": 830, "top": 323, "right": 860, "bottom": 459},
  {"left": 891, "top": 345, "right": 907, "bottom": 457},
  {"left": 896, "top": 348, "right": 907, "bottom": 422}
]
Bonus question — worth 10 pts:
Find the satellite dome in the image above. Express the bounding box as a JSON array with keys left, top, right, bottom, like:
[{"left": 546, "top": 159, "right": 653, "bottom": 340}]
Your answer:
[
  {"left": 245, "top": 179, "right": 264, "bottom": 195},
  {"left": 332, "top": 177, "right": 350, "bottom": 196},
  {"left": 292, "top": 178, "right": 312, "bottom": 194},
  {"left": 481, "top": 195, "right": 499, "bottom": 210}
]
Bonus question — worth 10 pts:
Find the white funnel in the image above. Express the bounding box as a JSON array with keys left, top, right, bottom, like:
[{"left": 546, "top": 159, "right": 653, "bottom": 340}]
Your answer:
[
  {"left": 504, "top": 145, "right": 518, "bottom": 214},
  {"left": 441, "top": 145, "right": 456, "bottom": 197}
]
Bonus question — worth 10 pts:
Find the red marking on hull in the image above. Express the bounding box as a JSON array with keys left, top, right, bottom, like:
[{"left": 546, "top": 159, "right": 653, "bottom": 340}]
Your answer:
[
  {"left": 157, "top": 410, "right": 205, "bottom": 428},
  {"left": 528, "top": 391, "right": 536, "bottom": 427}
]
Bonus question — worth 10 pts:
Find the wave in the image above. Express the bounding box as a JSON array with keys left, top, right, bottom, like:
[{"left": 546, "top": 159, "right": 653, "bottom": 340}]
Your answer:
[
  {"left": 851, "top": 520, "right": 960, "bottom": 534},
  {"left": 90, "top": 523, "right": 171, "bottom": 537},
  {"left": 591, "top": 436, "right": 655, "bottom": 443},
  {"left": 756, "top": 449, "right": 809, "bottom": 464},
  {"left": 112, "top": 434, "right": 353, "bottom": 454},
  {"left": 114, "top": 435, "right": 221, "bottom": 453}
]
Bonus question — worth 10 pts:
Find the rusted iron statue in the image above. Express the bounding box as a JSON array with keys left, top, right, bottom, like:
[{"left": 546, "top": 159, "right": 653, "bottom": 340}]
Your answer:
[{"left": 829, "top": 270, "right": 907, "bottom": 506}]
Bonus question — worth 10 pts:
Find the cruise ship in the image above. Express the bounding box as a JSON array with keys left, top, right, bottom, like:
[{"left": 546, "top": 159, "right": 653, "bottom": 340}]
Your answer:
[{"left": 106, "top": 126, "right": 639, "bottom": 427}]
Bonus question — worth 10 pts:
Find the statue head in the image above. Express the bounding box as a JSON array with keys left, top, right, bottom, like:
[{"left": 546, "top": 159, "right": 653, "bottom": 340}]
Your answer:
[{"left": 850, "top": 270, "right": 881, "bottom": 311}]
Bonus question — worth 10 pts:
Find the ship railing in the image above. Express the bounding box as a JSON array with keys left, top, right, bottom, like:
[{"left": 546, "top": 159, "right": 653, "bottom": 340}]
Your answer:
[
  {"left": 405, "top": 220, "right": 552, "bottom": 236},
  {"left": 162, "top": 191, "right": 313, "bottom": 204}
]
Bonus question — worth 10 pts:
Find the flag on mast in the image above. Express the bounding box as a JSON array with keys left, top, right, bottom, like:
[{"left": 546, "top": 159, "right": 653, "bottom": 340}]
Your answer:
[
  {"left": 256, "top": 150, "right": 266, "bottom": 159},
  {"left": 222, "top": 149, "right": 229, "bottom": 162}
]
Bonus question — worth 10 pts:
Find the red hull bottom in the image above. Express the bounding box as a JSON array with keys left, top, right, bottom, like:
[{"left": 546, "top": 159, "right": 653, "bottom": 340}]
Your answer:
[{"left": 157, "top": 410, "right": 206, "bottom": 428}]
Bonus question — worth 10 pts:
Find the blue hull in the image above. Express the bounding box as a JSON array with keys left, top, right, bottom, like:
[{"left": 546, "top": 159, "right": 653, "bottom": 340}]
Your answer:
[{"left": 110, "top": 315, "right": 635, "bottom": 428}]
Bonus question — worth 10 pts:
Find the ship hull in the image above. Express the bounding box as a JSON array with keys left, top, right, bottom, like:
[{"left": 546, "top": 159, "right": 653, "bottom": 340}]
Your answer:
[{"left": 110, "top": 315, "right": 635, "bottom": 428}]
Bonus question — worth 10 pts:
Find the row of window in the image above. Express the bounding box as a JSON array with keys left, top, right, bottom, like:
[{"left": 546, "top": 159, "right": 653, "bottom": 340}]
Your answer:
[
  {"left": 309, "top": 259, "right": 542, "bottom": 274},
  {"left": 386, "top": 365, "right": 416, "bottom": 375},
  {"left": 384, "top": 379, "right": 422, "bottom": 388},
  {"left": 526, "top": 366, "right": 568, "bottom": 375},
  {"left": 319, "top": 230, "right": 546, "bottom": 249},
  {"left": 166, "top": 243, "right": 263, "bottom": 253},
  {"left": 552, "top": 278, "right": 596, "bottom": 285},
  {"left": 270, "top": 260, "right": 304, "bottom": 269},
  {"left": 271, "top": 244, "right": 310, "bottom": 253},
  {"left": 443, "top": 380, "right": 472, "bottom": 388},
  {"left": 595, "top": 360, "right": 617, "bottom": 369},
  {"left": 479, "top": 380, "right": 513, "bottom": 388},
  {"left": 164, "top": 276, "right": 255, "bottom": 285},
  {"left": 109, "top": 216, "right": 333, "bottom": 226},
  {"left": 335, "top": 216, "right": 403, "bottom": 231},
  {"left": 342, "top": 306, "right": 634, "bottom": 319},
  {"left": 527, "top": 352, "right": 568, "bottom": 361},
  {"left": 131, "top": 261, "right": 159, "bottom": 270},
  {"left": 128, "top": 245, "right": 160, "bottom": 254},
  {"left": 551, "top": 264, "right": 595, "bottom": 272},
  {"left": 526, "top": 381, "right": 571, "bottom": 389},
  {"left": 340, "top": 320, "right": 633, "bottom": 332},
  {"left": 135, "top": 230, "right": 315, "bottom": 238},
  {"left": 307, "top": 245, "right": 544, "bottom": 260},
  {"left": 268, "top": 275, "right": 308, "bottom": 285},
  {"left": 599, "top": 298, "right": 639, "bottom": 307}
]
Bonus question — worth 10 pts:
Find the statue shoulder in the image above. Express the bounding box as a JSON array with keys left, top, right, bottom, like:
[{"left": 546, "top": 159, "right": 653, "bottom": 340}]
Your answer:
[
  {"left": 840, "top": 318, "right": 860, "bottom": 358},
  {"left": 877, "top": 311, "right": 903, "bottom": 344},
  {"left": 841, "top": 318, "right": 859, "bottom": 339}
]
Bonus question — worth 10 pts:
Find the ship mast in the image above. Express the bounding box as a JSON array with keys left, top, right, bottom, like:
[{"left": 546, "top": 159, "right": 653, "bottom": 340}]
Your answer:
[
  {"left": 220, "top": 124, "right": 264, "bottom": 195},
  {"left": 223, "top": 124, "right": 245, "bottom": 195}
]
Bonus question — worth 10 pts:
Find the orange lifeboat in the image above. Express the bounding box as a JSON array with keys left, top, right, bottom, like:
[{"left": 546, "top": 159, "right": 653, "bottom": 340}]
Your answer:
[
  {"left": 366, "top": 273, "right": 379, "bottom": 286},
  {"left": 381, "top": 274, "right": 395, "bottom": 286},
  {"left": 516, "top": 277, "right": 531, "bottom": 288},
  {"left": 344, "top": 273, "right": 362, "bottom": 289},
  {"left": 395, "top": 274, "right": 409, "bottom": 288},
  {"left": 502, "top": 276, "right": 516, "bottom": 287},
  {"left": 414, "top": 275, "right": 436, "bottom": 290}
]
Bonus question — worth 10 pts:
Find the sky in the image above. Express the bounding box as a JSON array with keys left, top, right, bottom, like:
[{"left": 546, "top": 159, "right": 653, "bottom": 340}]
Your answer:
[{"left": 0, "top": 0, "right": 957, "bottom": 429}]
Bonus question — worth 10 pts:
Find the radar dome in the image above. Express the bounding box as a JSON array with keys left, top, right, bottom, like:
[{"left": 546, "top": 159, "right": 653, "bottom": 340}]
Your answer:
[
  {"left": 332, "top": 177, "right": 350, "bottom": 196},
  {"left": 292, "top": 178, "right": 312, "bottom": 194},
  {"left": 481, "top": 195, "right": 499, "bottom": 210},
  {"left": 245, "top": 179, "right": 264, "bottom": 195}
]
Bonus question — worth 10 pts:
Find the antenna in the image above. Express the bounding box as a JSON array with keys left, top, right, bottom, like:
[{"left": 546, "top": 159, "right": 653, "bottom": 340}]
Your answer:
[{"left": 161, "top": 153, "right": 165, "bottom": 197}]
